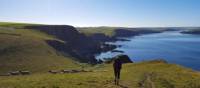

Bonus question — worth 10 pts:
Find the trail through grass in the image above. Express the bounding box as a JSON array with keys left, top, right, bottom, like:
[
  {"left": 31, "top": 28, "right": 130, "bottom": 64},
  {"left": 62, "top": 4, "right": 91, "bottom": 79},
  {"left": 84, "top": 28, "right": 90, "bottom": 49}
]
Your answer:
[{"left": 1, "top": 61, "right": 200, "bottom": 88}]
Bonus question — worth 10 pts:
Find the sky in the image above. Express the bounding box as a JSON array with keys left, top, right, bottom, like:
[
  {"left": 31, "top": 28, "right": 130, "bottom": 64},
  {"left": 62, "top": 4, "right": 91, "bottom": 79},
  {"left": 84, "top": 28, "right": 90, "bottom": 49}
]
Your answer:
[{"left": 0, "top": 0, "right": 200, "bottom": 27}]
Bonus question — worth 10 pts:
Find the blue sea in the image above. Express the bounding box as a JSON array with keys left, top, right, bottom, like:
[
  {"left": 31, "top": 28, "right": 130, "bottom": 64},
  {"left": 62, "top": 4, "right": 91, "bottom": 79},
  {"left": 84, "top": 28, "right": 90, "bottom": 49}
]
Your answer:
[{"left": 96, "top": 31, "right": 200, "bottom": 71}]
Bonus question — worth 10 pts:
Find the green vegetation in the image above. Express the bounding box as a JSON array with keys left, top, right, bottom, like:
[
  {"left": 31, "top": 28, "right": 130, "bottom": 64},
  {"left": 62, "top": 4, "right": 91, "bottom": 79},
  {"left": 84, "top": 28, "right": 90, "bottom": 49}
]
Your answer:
[
  {"left": 1, "top": 22, "right": 200, "bottom": 88},
  {"left": 0, "top": 22, "right": 42, "bottom": 29},
  {"left": 0, "top": 27, "right": 79, "bottom": 74},
  {"left": 0, "top": 61, "right": 200, "bottom": 88},
  {"left": 78, "top": 27, "right": 163, "bottom": 38},
  {"left": 78, "top": 27, "right": 118, "bottom": 37}
]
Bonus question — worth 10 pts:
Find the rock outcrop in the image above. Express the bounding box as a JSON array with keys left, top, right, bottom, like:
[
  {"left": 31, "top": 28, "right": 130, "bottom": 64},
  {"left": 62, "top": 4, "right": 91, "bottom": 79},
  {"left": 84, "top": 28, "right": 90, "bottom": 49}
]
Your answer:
[
  {"left": 114, "top": 28, "right": 161, "bottom": 37},
  {"left": 181, "top": 29, "right": 200, "bottom": 34},
  {"left": 87, "top": 33, "right": 117, "bottom": 42}
]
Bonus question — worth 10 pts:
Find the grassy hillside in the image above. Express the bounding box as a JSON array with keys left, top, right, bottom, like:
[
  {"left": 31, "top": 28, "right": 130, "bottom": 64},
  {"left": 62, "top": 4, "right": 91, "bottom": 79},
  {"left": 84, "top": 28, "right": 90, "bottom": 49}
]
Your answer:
[
  {"left": 78, "top": 27, "right": 118, "bottom": 37},
  {"left": 0, "top": 22, "right": 42, "bottom": 29},
  {"left": 1, "top": 22, "right": 200, "bottom": 88},
  {"left": 0, "top": 61, "right": 200, "bottom": 88},
  {"left": 0, "top": 27, "right": 80, "bottom": 74},
  {"left": 1, "top": 22, "right": 104, "bottom": 64},
  {"left": 77, "top": 27, "right": 166, "bottom": 40}
]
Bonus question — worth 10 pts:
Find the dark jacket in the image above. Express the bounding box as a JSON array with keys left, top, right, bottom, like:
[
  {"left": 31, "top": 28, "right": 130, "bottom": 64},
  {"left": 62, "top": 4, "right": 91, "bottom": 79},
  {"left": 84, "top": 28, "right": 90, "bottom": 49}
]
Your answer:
[{"left": 113, "top": 59, "right": 122, "bottom": 70}]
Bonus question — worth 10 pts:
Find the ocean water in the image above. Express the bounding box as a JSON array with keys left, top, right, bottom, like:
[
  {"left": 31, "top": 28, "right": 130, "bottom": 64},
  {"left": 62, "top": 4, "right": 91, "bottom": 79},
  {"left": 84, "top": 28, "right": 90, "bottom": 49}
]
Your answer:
[{"left": 96, "top": 31, "right": 200, "bottom": 71}]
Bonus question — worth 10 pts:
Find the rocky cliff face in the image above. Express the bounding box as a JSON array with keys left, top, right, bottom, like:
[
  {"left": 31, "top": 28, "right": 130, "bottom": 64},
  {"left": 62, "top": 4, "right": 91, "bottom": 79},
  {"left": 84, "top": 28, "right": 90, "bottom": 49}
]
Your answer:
[
  {"left": 181, "top": 29, "right": 200, "bottom": 34},
  {"left": 114, "top": 28, "right": 162, "bottom": 37},
  {"left": 87, "top": 33, "right": 117, "bottom": 42},
  {"left": 25, "top": 25, "right": 103, "bottom": 63}
]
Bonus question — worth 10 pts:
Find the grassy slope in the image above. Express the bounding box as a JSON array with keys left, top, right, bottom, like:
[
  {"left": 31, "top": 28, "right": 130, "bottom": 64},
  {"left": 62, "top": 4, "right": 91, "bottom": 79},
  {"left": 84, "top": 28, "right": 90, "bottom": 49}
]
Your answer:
[
  {"left": 1, "top": 22, "right": 200, "bottom": 88},
  {"left": 0, "top": 61, "right": 200, "bottom": 88},
  {"left": 78, "top": 27, "right": 117, "bottom": 37},
  {"left": 0, "top": 27, "right": 80, "bottom": 74},
  {"left": 0, "top": 22, "right": 42, "bottom": 29},
  {"left": 78, "top": 27, "right": 165, "bottom": 38}
]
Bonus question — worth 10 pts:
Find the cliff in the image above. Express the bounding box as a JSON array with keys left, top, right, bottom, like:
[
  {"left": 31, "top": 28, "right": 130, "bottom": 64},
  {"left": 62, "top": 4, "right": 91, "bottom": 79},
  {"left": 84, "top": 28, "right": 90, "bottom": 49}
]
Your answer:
[
  {"left": 181, "top": 29, "right": 200, "bottom": 34},
  {"left": 25, "top": 25, "right": 102, "bottom": 63}
]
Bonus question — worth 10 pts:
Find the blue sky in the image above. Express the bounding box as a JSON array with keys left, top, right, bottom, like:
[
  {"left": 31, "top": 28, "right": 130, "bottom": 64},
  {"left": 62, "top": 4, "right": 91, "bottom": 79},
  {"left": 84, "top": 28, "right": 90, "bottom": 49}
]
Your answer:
[{"left": 0, "top": 0, "right": 200, "bottom": 27}]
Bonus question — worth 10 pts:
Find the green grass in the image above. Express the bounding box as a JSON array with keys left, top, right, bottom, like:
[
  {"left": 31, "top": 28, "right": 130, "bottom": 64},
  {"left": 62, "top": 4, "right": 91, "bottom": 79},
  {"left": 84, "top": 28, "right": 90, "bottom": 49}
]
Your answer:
[
  {"left": 0, "top": 27, "right": 80, "bottom": 74},
  {"left": 1, "top": 22, "right": 200, "bottom": 88},
  {"left": 78, "top": 27, "right": 118, "bottom": 37},
  {"left": 77, "top": 27, "right": 163, "bottom": 37},
  {"left": 0, "top": 61, "right": 200, "bottom": 88},
  {"left": 0, "top": 22, "right": 42, "bottom": 29}
]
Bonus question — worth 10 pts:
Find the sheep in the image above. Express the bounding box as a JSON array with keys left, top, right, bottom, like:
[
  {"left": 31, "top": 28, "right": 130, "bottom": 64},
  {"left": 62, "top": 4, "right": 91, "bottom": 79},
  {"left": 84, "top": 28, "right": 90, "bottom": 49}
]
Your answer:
[
  {"left": 20, "top": 71, "right": 30, "bottom": 75},
  {"left": 48, "top": 70, "right": 59, "bottom": 74},
  {"left": 9, "top": 71, "right": 20, "bottom": 75},
  {"left": 71, "top": 70, "right": 81, "bottom": 73},
  {"left": 61, "top": 70, "right": 84, "bottom": 73},
  {"left": 61, "top": 70, "right": 72, "bottom": 73}
]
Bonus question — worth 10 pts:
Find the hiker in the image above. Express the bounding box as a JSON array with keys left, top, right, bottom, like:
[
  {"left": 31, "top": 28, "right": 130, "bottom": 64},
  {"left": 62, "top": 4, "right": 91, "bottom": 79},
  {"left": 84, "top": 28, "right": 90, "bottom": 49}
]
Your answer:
[{"left": 113, "top": 58, "right": 122, "bottom": 85}]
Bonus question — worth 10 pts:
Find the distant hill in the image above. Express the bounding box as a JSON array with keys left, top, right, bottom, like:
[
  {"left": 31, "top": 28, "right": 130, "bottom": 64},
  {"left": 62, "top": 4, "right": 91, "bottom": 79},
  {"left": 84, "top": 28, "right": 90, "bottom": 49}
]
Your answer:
[
  {"left": 181, "top": 28, "right": 200, "bottom": 34},
  {"left": 78, "top": 27, "right": 200, "bottom": 38},
  {"left": 77, "top": 27, "right": 179, "bottom": 42}
]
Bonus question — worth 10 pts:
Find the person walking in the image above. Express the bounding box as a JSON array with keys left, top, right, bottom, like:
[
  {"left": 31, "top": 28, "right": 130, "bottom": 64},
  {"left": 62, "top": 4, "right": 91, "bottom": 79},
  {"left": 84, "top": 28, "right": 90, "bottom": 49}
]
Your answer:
[{"left": 113, "top": 58, "right": 122, "bottom": 85}]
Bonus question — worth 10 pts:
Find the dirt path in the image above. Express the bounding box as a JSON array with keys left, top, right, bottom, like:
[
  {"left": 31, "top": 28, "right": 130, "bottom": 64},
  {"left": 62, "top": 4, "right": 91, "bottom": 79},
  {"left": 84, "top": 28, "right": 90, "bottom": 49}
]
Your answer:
[
  {"left": 139, "top": 73, "right": 156, "bottom": 88},
  {"left": 102, "top": 80, "right": 129, "bottom": 88}
]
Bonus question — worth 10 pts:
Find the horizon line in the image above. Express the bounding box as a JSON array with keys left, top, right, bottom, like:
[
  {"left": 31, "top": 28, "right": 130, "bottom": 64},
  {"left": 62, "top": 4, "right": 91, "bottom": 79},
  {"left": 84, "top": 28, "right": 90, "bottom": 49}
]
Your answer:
[{"left": 1, "top": 21, "right": 200, "bottom": 28}]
